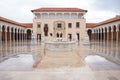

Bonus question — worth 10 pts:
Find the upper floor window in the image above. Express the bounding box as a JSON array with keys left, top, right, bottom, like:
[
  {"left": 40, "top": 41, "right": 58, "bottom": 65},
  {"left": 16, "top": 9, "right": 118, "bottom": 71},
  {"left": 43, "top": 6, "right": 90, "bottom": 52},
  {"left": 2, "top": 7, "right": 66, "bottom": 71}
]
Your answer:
[
  {"left": 68, "top": 23, "right": 72, "bottom": 28},
  {"left": 37, "top": 24, "right": 41, "bottom": 28},
  {"left": 57, "top": 23, "right": 62, "bottom": 28},
  {"left": 76, "top": 22, "right": 80, "bottom": 28}
]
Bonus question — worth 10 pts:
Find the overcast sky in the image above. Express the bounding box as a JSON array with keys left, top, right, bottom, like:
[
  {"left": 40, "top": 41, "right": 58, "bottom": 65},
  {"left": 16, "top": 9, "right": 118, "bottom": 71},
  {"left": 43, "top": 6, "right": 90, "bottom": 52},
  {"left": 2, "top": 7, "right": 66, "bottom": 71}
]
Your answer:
[{"left": 0, "top": 0, "right": 120, "bottom": 23}]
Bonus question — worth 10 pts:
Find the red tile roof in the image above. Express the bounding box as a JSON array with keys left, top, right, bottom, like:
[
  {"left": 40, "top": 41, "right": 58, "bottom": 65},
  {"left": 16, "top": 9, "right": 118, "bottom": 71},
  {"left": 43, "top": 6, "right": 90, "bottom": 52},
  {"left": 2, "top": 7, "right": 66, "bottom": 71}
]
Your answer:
[
  {"left": 86, "top": 15, "right": 120, "bottom": 28},
  {"left": 21, "top": 23, "right": 33, "bottom": 28},
  {"left": 0, "top": 16, "right": 28, "bottom": 28},
  {"left": 86, "top": 23, "right": 97, "bottom": 28},
  {"left": 95, "top": 15, "right": 120, "bottom": 27},
  {"left": 31, "top": 8, "right": 87, "bottom": 12}
]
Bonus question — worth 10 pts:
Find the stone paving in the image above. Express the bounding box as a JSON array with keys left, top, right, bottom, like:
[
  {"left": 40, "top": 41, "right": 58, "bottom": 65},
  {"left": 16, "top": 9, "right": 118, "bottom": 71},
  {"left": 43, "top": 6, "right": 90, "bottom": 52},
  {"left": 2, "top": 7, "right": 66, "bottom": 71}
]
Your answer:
[{"left": 0, "top": 40, "right": 120, "bottom": 80}]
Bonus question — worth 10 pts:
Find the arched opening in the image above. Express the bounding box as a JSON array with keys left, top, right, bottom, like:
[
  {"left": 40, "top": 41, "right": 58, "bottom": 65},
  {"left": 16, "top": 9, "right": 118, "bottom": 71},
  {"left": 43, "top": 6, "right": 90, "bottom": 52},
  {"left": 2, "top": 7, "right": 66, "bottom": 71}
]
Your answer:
[
  {"left": 105, "top": 28, "right": 107, "bottom": 41},
  {"left": 11, "top": 28, "right": 13, "bottom": 41},
  {"left": 20, "top": 29, "right": 22, "bottom": 41},
  {"left": 56, "top": 33, "right": 59, "bottom": 38},
  {"left": 87, "top": 29, "right": 92, "bottom": 41},
  {"left": 118, "top": 24, "right": 120, "bottom": 41},
  {"left": 15, "top": 28, "right": 17, "bottom": 40},
  {"left": 2, "top": 25, "right": 5, "bottom": 41},
  {"left": 18, "top": 29, "right": 20, "bottom": 41},
  {"left": 102, "top": 28, "right": 104, "bottom": 41},
  {"left": 27, "top": 29, "right": 31, "bottom": 40}
]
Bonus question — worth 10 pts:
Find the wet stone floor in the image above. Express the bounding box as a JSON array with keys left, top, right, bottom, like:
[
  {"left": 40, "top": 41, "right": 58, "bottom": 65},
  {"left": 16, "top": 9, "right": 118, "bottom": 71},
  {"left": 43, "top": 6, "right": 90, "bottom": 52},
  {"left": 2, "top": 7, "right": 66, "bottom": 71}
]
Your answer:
[{"left": 0, "top": 40, "right": 120, "bottom": 80}]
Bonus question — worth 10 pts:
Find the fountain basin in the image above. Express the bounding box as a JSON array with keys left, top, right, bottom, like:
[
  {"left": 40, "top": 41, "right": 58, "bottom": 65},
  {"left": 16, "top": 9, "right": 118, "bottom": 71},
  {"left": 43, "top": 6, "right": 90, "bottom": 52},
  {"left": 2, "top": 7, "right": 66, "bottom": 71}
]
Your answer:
[{"left": 45, "top": 41, "right": 77, "bottom": 51}]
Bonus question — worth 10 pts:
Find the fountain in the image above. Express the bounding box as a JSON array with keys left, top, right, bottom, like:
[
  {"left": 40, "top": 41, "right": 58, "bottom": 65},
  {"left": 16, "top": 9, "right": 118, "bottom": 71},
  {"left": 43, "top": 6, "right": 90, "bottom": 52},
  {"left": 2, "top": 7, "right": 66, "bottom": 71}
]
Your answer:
[{"left": 45, "top": 38, "right": 77, "bottom": 51}]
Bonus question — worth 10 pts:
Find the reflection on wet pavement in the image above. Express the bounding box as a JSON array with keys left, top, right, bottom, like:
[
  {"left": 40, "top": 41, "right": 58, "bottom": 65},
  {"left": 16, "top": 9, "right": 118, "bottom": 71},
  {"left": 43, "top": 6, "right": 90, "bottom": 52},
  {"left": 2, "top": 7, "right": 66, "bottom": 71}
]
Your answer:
[
  {"left": 0, "top": 54, "right": 34, "bottom": 71},
  {"left": 85, "top": 55, "right": 120, "bottom": 70},
  {"left": 0, "top": 40, "right": 120, "bottom": 80}
]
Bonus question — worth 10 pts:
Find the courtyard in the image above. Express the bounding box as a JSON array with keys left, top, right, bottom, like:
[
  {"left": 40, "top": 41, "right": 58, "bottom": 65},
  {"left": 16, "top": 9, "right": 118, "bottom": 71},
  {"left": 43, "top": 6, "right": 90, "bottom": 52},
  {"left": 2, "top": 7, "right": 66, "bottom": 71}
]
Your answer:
[{"left": 0, "top": 40, "right": 120, "bottom": 80}]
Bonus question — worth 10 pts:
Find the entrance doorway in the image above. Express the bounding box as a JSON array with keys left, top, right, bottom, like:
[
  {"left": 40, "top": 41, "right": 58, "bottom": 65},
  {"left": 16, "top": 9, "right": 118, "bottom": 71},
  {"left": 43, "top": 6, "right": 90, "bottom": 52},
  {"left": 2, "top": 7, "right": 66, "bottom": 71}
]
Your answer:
[
  {"left": 68, "top": 34, "right": 72, "bottom": 41},
  {"left": 76, "top": 33, "right": 80, "bottom": 41}
]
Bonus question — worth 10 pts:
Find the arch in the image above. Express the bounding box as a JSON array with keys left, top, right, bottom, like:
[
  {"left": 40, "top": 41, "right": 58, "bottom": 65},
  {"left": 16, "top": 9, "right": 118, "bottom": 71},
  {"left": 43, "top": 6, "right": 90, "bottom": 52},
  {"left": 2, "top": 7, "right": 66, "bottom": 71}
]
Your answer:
[
  {"left": 27, "top": 29, "right": 32, "bottom": 40},
  {"left": 105, "top": 27, "right": 107, "bottom": 40},
  {"left": 17, "top": 28, "right": 20, "bottom": 40},
  {"left": 56, "top": 32, "right": 59, "bottom": 38},
  {"left": 2, "top": 25, "right": 6, "bottom": 41},
  {"left": 87, "top": 29, "right": 92, "bottom": 41},
  {"left": 7, "top": 26, "right": 10, "bottom": 41},
  {"left": 98, "top": 28, "right": 101, "bottom": 41},
  {"left": 101, "top": 28, "right": 104, "bottom": 40},
  {"left": 15, "top": 28, "right": 18, "bottom": 40}
]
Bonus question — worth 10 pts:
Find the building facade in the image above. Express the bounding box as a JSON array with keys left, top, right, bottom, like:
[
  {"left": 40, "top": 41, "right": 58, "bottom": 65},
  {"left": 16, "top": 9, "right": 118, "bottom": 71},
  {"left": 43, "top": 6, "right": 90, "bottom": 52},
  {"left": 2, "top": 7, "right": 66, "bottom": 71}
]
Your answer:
[{"left": 31, "top": 8, "right": 87, "bottom": 42}]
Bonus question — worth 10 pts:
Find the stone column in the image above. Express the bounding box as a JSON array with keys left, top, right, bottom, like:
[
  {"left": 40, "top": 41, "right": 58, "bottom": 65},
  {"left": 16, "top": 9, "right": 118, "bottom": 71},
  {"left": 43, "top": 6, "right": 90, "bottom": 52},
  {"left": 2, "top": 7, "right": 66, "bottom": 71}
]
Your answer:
[
  {"left": 12, "top": 29, "right": 15, "bottom": 54},
  {"left": 100, "top": 29, "right": 103, "bottom": 52},
  {"left": 22, "top": 30, "right": 24, "bottom": 53},
  {"left": 5, "top": 27, "right": 8, "bottom": 57},
  {"left": 97, "top": 30, "right": 100, "bottom": 53},
  {"left": 110, "top": 27, "right": 114, "bottom": 57},
  {"left": 107, "top": 28, "right": 109, "bottom": 54},
  {"left": 17, "top": 29, "right": 19, "bottom": 54},
  {"left": 19, "top": 30, "right": 21, "bottom": 41},
  {"left": 0, "top": 27, "right": 2, "bottom": 61},
  {"left": 116, "top": 28, "right": 119, "bottom": 59},
  {"left": 93, "top": 30, "right": 96, "bottom": 50},
  {"left": 103, "top": 28, "right": 106, "bottom": 52},
  {"left": 100, "top": 29, "right": 103, "bottom": 41},
  {"left": 9, "top": 29, "right": 12, "bottom": 56}
]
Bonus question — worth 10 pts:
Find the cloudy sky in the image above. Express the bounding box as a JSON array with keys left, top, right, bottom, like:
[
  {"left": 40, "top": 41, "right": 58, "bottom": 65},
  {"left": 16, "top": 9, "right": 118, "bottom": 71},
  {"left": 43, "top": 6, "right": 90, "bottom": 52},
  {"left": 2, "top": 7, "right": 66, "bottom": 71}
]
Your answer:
[{"left": 0, "top": 0, "right": 120, "bottom": 23}]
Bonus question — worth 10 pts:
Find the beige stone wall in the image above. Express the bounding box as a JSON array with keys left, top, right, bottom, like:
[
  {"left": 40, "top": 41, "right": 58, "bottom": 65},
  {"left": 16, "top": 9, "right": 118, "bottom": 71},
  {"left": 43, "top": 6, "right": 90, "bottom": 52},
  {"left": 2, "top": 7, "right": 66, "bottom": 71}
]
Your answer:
[{"left": 33, "top": 18, "right": 86, "bottom": 42}]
